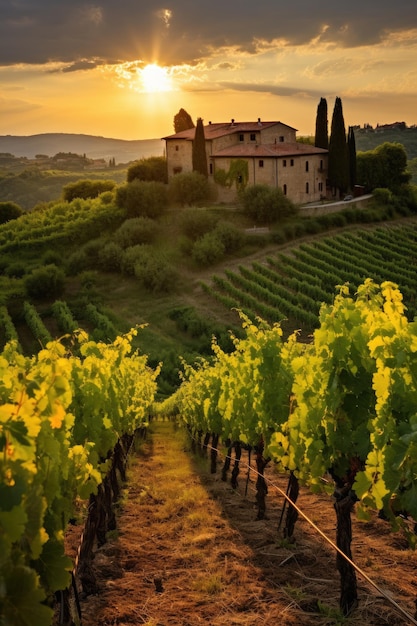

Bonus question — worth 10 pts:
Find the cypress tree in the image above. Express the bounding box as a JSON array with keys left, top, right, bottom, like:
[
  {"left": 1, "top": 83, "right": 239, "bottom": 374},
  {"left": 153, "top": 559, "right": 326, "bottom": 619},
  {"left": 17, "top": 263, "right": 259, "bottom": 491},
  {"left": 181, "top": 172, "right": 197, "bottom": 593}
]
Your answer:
[
  {"left": 315, "top": 97, "right": 328, "bottom": 149},
  {"left": 347, "top": 126, "right": 357, "bottom": 191},
  {"left": 328, "top": 97, "right": 349, "bottom": 197},
  {"left": 174, "top": 108, "right": 195, "bottom": 133},
  {"left": 192, "top": 117, "right": 208, "bottom": 178}
]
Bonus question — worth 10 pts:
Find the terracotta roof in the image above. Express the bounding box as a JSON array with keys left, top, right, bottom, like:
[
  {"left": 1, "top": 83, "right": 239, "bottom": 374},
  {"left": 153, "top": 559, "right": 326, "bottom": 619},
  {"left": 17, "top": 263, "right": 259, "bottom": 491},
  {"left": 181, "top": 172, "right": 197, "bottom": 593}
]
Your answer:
[
  {"left": 211, "top": 143, "right": 328, "bottom": 158},
  {"left": 162, "top": 120, "right": 297, "bottom": 141}
]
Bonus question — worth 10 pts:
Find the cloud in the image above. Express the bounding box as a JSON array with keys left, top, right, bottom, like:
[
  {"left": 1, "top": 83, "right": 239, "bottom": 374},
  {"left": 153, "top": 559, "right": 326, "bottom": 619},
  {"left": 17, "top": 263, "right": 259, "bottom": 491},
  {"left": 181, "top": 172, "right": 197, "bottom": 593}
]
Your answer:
[
  {"left": 217, "top": 81, "right": 326, "bottom": 101},
  {"left": 156, "top": 8, "right": 172, "bottom": 28},
  {"left": 0, "top": 1, "right": 416, "bottom": 66},
  {"left": 59, "top": 60, "right": 102, "bottom": 73},
  {"left": 0, "top": 95, "right": 41, "bottom": 116}
]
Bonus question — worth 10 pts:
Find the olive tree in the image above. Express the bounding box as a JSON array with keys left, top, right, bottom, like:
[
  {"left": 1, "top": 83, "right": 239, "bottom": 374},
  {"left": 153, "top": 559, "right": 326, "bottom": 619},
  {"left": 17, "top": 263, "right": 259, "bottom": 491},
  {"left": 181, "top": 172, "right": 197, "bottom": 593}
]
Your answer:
[{"left": 241, "top": 184, "right": 297, "bottom": 224}]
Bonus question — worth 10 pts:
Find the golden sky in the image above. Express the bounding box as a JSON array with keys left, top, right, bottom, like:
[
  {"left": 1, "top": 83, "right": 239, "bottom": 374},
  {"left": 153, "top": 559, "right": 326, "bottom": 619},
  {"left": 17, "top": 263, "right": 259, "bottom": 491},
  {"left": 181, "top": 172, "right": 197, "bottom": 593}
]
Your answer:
[{"left": 1, "top": 2, "right": 416, "bottom": 140}]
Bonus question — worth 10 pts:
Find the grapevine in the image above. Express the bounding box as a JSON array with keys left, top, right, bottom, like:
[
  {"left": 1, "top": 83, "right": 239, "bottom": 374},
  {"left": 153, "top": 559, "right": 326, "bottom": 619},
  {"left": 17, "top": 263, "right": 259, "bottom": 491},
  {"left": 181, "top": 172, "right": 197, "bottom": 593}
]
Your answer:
[
  {"left": 161, "top": 280, "right": 417, "bottom": 614},
  {"left": 0, "top": 329, "right": 159, "bottom": 626}
]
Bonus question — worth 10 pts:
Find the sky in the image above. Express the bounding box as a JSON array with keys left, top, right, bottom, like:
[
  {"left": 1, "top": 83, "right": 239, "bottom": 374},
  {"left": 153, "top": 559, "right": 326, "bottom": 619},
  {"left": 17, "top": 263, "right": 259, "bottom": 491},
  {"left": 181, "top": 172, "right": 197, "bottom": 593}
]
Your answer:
[{"left": 1, "top": 1, "right": 416, "bottom": 141}]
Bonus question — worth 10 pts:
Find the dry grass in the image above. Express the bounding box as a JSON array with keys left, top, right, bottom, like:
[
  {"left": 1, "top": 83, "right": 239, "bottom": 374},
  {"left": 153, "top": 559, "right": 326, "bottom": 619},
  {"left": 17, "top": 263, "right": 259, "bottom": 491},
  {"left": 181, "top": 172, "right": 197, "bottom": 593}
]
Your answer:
[{"left": 68, "top": 420, "right": 417, "bottom": 626}]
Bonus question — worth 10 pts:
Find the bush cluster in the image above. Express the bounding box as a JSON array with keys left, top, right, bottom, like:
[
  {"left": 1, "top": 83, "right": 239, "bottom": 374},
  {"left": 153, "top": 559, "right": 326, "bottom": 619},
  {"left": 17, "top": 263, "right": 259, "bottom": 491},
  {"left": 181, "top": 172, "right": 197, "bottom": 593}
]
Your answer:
[
  {"left": 116, "top": 180, "right": 167, "bottom": 218},
  {"left": 63, "top": 179, "right": 116, "bottom": 202},
  {"left": 114, "top": 217, "right": 159, "bottom": 248},
  {"left": 127, "top": 157, "right": 168, "bottom": 184},
  {"left": 169, "top": 172, "right": 213, "bottom": 206},
  {"left": 24, "top": 264, "right": 65, "bottom": 299},
  {"left": 133, "top": 247, "right": 178, "bottom": 293},
  {"left": 240, "top": 184, "right": 297, "bottom": 224}
]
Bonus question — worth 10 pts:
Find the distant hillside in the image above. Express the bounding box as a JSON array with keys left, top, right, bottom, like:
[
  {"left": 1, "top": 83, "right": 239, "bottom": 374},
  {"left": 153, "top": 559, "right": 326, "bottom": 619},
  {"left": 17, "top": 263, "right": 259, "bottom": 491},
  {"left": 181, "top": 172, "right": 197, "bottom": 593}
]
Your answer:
[
  {"left": 0, "top": 133, "right": 164, "bottom": 164},
  {"left": 355, "top": 127, "right": 417, "bottom": 161}
]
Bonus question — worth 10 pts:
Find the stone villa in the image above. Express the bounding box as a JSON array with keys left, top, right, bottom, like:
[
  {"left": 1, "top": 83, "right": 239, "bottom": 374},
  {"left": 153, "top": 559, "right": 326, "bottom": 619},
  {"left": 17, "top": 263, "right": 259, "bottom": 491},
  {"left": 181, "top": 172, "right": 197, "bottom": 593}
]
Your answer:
[{"left": 163, "top": 119, "right": 328, "bottom": 204}]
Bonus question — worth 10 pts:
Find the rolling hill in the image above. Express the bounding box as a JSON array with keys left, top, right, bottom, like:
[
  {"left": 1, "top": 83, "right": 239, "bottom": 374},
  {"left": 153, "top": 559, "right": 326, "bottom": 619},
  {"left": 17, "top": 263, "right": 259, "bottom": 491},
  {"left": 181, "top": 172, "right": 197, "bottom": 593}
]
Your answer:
[{"left": 0, "top": 133, "right": 164, "bottom": 164}]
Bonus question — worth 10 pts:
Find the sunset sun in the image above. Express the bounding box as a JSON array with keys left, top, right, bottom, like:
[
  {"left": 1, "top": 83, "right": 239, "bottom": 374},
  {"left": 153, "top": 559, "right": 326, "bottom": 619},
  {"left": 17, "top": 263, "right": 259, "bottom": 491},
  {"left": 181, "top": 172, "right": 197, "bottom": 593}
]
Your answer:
[{"left": 140, "top": 63, "right": 172, "bottom": 93}]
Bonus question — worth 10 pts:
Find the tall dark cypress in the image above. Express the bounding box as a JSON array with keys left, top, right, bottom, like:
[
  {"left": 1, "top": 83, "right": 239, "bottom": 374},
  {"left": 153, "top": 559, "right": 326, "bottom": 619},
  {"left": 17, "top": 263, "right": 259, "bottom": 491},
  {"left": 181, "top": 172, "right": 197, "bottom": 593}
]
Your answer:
[
  {"left": 192, "top": 117, "right": 208, "bottom": 178},
  {"left": 347, "top": 126, "right": 357, "bottom": 191},
  {"left": 315, "top": 97, "right": 328, "bottom": 149},
  {"left": 328, "top": 97, "right": 349, "bottom": 196},
  {"left": 173, "top": 108, "right": 195, "bottom": 133}
]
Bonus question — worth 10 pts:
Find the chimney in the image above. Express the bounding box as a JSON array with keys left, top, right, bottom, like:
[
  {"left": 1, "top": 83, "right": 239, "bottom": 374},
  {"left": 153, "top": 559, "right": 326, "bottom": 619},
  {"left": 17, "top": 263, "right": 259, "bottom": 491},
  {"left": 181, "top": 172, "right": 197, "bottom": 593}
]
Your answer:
[
  {"left": 258, "top": 117, "right": 262, "bottom": 126},
  {"left": 231, "top": 118, "right": 235, "bottom": 127}
]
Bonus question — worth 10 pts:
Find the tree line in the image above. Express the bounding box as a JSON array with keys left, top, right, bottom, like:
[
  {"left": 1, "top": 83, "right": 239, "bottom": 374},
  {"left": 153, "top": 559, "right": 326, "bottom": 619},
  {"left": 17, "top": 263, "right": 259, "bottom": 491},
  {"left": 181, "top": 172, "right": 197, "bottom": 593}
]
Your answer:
[{"left": 315, "top": 96, "right": 411, "bottom": 198}]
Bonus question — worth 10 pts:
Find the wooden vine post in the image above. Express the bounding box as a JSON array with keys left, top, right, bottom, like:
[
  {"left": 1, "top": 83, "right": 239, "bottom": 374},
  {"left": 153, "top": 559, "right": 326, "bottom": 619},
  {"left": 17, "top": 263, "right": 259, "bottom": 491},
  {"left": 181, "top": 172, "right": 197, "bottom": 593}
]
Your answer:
[
  {"left": 334, "top": 486, "right": 358, "bottom": 615},
  {"left": 221, "top": 439, "right": 232, "bottom": 481},
  {"left": 231, "top": 442, "right": 242, "bottom": 489},
  {"left": 210, "top": 433, "right": 219, "bottom": 473},
  {"left": 283, "top": 472, "right": 299, "bottom": 539},
  {"left": 254, "top": 438, "right": 270, "bottom": 520}
]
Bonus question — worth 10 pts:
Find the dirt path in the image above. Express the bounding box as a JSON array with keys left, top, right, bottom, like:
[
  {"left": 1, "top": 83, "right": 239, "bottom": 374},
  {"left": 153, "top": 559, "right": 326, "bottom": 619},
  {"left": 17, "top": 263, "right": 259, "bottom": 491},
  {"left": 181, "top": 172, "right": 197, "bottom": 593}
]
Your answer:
[{"left": 74, "top": 421, "right": 417, "bottom": 626}]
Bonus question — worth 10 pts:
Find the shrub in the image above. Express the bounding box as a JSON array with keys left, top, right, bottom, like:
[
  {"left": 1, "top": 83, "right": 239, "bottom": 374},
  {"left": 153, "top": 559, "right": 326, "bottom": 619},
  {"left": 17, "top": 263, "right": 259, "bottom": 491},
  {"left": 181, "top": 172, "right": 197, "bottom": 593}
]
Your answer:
[
  {"left": 178, "top": 235, "right": 194, "bottom": 256},
  {"left": 396, "top": 184, "right": 417, "bottom": 214},
  {"left": 281, "top": 223, "right": 298, "bottom": 241},
  {"left": 127, "top": 156, "right": 168, "bottom": 184},
  {"left": 169, "top": 172, "right": 212, "bottom": 206},
  {"left": 114, "top": 217, "right": 159, "bottom": 248},
  {"left": 25, "top": 264, "right": 65, "bottom": 299},
  {"left": 83, "top": 239, "right": 103, "bottom": 260},
  {"left": 240, "top": 184, "right": 297, "bottom": 224},
  {"left": 269, "top": 229, "right": 287, "bottom": 244},
  {"left": 121, "top": 244, "right": 148, "bottom": 276},
  {"left": 302, "top": 219, "right": 323, "bottom": 235},
  {"left": 213, "top": 221, "right": 245, "bottom": 253},
  {"left": 67, "top": 249, "right": 89, "bottom": 275},
  {"left": 133, "top": 248, "right": 178, "bottom": 293},
  {"left": 0, "top": 201, "right": 23, "bottom": 224},
  {"left": 98, "top": 242, "right": 123, "bottom": 271},
  {"left": 68, "top": 239, "right": 103, "bottom": 272},
  {"left": 116, "top": 180, "right": 168, "bottom": 218},
  {"left": 79, "top": 271, "right": 97, "bottom": 290},
  {"left": 372, "top": 188, "right": 393, "bottom": 205},
  {"left": 99, "top": 190, "right": 115, "bottom": 204},
  {"left": 63, "top": 179, "right": 116, "bottom": 202},
  {"left": 42, "top": 249, "right": 64, "bottom": 266},
  {"left": 191, "top": 232, "right": 225, "bottom": 266},
  {"left": 325, "top": 212, "right": 348, "bottom": 227},
  {"left": 179, "top": 208, "right": 217, "bottom": 240},
  {"left": 5, "top": 262, "right": 26, "bottom": 278}
]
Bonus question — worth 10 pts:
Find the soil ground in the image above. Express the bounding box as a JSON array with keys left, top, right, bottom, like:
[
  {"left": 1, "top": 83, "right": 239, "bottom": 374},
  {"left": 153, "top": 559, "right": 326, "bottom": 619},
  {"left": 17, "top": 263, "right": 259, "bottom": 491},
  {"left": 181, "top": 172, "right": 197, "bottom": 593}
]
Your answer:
[{"left": 66, "top": 421, "right": 417, "bottom": 626}]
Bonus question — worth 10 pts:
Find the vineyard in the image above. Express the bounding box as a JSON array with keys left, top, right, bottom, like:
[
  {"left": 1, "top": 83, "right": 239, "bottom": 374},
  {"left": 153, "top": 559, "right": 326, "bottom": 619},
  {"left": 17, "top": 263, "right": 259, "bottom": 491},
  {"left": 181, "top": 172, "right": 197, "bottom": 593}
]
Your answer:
[
  {"left": 2, "top": 202, "right": 417, "bottom": 623},
  {"left": 201, "top": 223, "right": 417, "bottom": 337},
  {"left": 160, "top": 280, "right": 417, "bottom": 621}
]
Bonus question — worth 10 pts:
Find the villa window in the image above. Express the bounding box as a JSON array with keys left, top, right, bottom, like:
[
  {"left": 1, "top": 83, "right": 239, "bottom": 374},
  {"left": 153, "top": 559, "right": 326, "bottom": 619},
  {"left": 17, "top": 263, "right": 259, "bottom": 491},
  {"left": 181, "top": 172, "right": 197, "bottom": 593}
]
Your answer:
[
  {"left": 283, "top": 184, "right": 287, "bottom": 195},
  {"left": 283, "top": 159, "right": 287, "bottom": 167},
  {"left": 259, "top": 159, "right": 264, "bottom": 168},
  {"left": 175, "top": 145, "right": 179, "bottom": 151},
  {"left": 250, "top": 133, "right": 256, "bottom": 141},
  {"left": 279, "top": 136, "right": 284, "bottom": 142},
  {"left": 239, "top": 134, "right": 244, "bottom": 142},
  {"left": 306, "top": 182, "right": 309, "bottom": 193},
  {"left": 290, "top": 159, "right": 294, "bottom": 166},
  {"left": 318, "top": 182, "right": 323, "bottom": 192},
  {"left": 305, "top": 161, "right": 309, "bottom": 172},
  {"left": 209, "top": 163, "right": 213, "bottom": 175}
]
